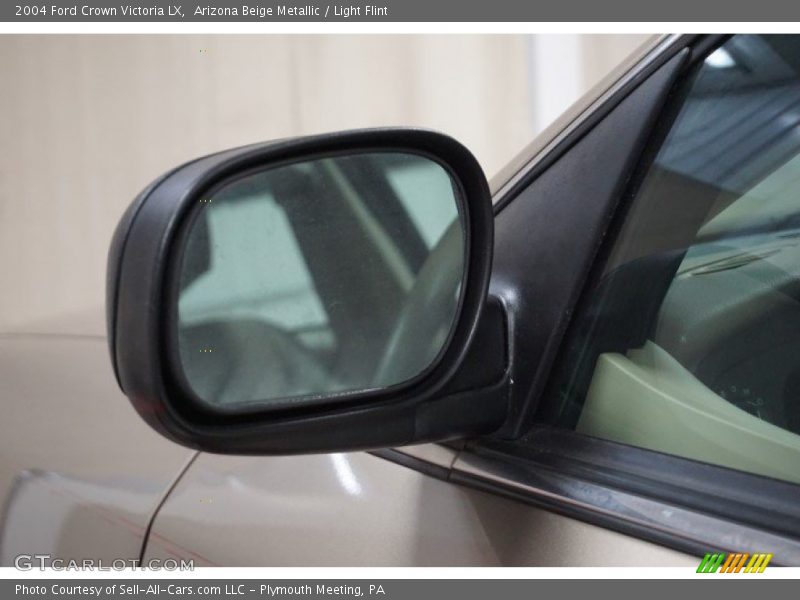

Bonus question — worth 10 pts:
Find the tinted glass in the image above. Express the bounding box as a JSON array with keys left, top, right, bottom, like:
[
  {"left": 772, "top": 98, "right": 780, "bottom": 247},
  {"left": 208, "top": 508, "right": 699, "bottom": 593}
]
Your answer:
[
  {"left": 175, "top": 152, "right": 464, "bottom": 410},
  {"left": 547, "top": 36, "right": 800, "bottom": 484}
]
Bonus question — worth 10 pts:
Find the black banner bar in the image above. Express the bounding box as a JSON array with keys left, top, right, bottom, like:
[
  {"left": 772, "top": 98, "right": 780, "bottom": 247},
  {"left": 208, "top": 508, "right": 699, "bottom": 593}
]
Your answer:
[
  {"left": 6, "top": 579, "right": 800, "bottom": 600},
  {"left": 2, "top": 0, "right": 798, "bottom": 22}
]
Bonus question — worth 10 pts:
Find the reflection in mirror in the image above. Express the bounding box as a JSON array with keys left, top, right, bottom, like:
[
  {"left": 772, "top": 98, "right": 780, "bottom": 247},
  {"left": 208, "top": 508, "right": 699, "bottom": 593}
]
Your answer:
[{"left": 175, "top": 152, "right": 465, "bottom": 409}]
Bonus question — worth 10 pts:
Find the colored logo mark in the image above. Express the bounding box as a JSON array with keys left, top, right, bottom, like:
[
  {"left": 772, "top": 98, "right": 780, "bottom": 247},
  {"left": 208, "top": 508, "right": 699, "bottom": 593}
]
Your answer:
[{"left": 697, "top": 552, "right": 772, "bottom": 573}]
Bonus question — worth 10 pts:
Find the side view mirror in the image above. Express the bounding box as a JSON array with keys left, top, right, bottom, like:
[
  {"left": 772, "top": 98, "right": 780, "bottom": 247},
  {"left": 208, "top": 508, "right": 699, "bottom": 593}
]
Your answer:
[{"left": 107, "top": 129, "right": 508, "bottom": 454}]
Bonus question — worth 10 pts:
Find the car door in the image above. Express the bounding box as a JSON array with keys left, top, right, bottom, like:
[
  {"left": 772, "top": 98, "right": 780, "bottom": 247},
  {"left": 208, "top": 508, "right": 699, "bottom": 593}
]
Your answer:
[
  {"left": 0, "top": 324, "right": 194, "bottom": 567},
  {"left": 139, "top": 34, "right": 785, "bottom": 567},
  {"left": 448, "top": 32, "right": 800, "bottom": 565}
]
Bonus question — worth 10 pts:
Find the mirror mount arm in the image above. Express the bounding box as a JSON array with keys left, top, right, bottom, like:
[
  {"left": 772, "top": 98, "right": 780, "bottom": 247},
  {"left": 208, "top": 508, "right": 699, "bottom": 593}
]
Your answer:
[{"left": 413, "top": 295, "right": 511, "bottom": 442}]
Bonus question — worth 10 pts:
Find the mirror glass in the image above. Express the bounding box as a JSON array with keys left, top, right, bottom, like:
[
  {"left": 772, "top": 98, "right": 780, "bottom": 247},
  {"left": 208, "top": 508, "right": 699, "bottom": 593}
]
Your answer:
[{"left": 175, "top": 151, "right": 465, "bottom": 409}]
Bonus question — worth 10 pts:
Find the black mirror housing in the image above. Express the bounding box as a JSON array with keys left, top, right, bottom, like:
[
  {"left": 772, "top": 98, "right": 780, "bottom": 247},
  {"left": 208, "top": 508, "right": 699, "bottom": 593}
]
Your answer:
[{"left": 107, "top": 128, "right": 508, "bottom": 454}]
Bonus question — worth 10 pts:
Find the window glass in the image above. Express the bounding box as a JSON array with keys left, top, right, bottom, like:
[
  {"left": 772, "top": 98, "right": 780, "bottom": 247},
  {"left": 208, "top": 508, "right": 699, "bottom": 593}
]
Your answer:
[
  {"left": 176, "top": 152, "right": 463, "bottom": 408},
  {"left": 546, "top": 35, "right": 800, "bottom": 484}
]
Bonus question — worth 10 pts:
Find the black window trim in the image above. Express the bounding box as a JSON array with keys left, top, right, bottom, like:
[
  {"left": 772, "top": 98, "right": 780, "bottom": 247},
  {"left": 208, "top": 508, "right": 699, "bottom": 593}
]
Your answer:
[
  {"left": 454, "top": 429, "right": 800, "bottom": 565},
  {"left": 377, "top": 425, "right": 800, "bottom": 565},
  {"left": 491, "top": 34, "right": 728, "bottom": 209}
]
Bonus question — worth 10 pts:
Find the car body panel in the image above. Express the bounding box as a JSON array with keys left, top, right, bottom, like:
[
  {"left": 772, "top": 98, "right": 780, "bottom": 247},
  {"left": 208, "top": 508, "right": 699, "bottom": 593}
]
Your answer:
[
  {"left": 0, "top": 336, "right": 193, "bottom": 565},
  {"left": 143, "top": 450, "right": 694, "bottom": 566}
]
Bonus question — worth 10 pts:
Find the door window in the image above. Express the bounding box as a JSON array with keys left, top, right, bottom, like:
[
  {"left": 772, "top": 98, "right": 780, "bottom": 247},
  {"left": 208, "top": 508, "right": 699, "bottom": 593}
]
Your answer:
[{"left": 546, "top": 35, "right": 800, "bottom": 484}]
